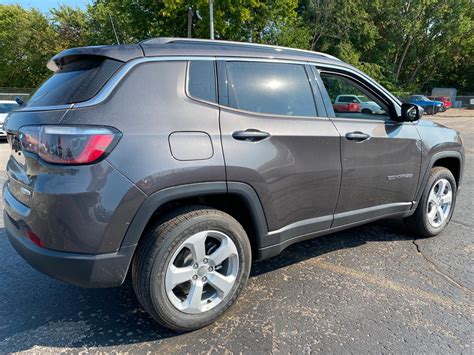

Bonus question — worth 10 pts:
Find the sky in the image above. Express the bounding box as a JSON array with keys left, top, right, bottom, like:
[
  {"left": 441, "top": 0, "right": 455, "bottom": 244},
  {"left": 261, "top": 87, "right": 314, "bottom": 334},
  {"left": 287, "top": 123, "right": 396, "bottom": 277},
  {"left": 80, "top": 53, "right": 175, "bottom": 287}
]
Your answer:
[{"left": 1, "top": 0, "right": 90, "bottom": 12}]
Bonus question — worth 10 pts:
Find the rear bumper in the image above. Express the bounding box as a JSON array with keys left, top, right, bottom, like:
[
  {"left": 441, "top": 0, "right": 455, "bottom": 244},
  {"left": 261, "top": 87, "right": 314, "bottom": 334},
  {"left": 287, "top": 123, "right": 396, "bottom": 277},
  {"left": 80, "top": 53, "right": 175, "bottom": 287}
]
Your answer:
[{"left": 4, "top": 210, "right": 136, "bottom": 288}]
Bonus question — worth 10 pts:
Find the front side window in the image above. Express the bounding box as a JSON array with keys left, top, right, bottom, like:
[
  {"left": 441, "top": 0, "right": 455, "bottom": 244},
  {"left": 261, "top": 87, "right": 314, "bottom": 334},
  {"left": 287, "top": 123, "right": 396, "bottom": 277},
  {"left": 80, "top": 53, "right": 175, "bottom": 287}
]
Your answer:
[
  {"left": 320, "top": 72, "right": 390, "bottom": 120},
  {"left": 188, "top": 60, "right": 217, "bottom": 103},
  {"left": 224, "top": 61, "right": 317, "bottom": 117}
]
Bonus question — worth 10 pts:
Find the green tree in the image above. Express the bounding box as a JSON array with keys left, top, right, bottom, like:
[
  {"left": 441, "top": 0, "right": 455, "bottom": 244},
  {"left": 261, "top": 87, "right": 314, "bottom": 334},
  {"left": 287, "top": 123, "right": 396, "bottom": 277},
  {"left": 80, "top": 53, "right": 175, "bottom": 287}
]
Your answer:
[
  {"left": 50, "top": 5, "right": 90, "bottom": 49},
  {"left": 85, "top": 0, "right": 298, "bottom": 43},
  {"left": 0, "top": 5, "right": 59, "bottom": 88}
]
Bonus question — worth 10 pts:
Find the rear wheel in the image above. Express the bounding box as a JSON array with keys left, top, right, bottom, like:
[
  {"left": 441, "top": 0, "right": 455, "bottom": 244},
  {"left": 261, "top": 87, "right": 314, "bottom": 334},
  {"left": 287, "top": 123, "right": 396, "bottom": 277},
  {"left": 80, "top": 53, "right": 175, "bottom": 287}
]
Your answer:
[
  {"left": 404, "top": 167, "right": 456, "bottom": 237},
  {"left": 132, "top": 206, "right": 252, "bottom": 331},
  {"left": 361, "top": 108, "right": 372, "bottom": 114}
]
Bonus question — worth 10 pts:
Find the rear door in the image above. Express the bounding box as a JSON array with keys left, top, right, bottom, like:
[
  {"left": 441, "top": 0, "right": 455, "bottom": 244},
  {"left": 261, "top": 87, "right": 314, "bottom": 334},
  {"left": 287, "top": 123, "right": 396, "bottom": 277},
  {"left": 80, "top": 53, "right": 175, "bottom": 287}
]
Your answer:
[
  {"left": 314, "top": 67, "right": 422, "bottom": 226},
  {"left": 218, "top": 59, "right": 341, "bottom": 243}
]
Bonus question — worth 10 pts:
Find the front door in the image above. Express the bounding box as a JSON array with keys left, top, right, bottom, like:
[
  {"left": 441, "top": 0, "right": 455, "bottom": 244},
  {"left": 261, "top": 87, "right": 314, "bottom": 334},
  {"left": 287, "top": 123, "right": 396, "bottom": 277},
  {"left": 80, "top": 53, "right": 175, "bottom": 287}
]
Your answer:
[
  {"left": 218, "top": 60, "right": 341, "bottom": 244},
  {"left": 316, "top": 69, "right": 422, "bottom": 226}
]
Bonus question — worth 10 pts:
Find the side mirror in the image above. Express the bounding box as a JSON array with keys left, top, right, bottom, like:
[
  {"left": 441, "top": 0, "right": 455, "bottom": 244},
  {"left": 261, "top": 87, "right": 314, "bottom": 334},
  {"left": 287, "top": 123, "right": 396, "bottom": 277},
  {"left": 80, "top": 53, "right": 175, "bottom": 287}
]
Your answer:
[{"left": 400, "top": 103, "right": 421, "bottom": 122}]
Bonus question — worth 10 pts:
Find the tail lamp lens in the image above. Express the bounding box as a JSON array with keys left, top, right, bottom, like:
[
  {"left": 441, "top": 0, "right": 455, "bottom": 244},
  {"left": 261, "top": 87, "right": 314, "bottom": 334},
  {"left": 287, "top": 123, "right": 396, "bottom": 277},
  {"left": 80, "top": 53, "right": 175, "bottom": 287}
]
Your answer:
[{"left": 19, "top": 126, "right": 119, "bottom": 165}]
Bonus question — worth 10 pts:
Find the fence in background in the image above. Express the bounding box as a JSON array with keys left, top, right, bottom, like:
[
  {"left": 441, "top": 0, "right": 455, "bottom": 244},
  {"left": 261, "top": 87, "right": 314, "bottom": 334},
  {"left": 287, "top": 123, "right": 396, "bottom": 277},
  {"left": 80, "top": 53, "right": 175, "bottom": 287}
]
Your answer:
[
  {"left": 0, "top": 88, "right": 33, "bottom": 102},
  {"left": 455, "top": 96, "right": 474, "bottom": 109}
]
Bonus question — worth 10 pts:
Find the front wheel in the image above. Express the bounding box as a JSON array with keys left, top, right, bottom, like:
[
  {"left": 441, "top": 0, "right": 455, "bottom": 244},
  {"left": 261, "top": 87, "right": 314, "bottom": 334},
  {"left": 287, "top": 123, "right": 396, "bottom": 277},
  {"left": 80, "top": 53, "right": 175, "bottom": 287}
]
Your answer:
[
  {"left": 132, "top": 206, "right": 252, "bottom": 331},
  {"left": 404, "top": 167, "right": 456, "bottom": 237}
]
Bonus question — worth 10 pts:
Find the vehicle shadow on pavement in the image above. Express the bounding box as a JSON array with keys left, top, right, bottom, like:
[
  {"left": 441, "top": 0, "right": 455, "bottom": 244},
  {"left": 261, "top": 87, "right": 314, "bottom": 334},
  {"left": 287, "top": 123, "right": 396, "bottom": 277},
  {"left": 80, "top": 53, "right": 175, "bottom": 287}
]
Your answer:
[
  {"left": 0, "top": 219, "right": 416, "bottom": 351},
  {"left": 251, "top": 218, "right": 415, "bottom": 277}
]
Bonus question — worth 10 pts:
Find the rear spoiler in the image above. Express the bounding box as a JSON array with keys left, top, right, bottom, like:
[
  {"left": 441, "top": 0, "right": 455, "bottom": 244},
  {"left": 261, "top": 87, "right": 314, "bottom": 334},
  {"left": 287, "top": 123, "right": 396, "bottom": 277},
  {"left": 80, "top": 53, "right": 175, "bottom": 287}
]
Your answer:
[{"left": 47, "top": 44, "right": 144, "bottom": 72}]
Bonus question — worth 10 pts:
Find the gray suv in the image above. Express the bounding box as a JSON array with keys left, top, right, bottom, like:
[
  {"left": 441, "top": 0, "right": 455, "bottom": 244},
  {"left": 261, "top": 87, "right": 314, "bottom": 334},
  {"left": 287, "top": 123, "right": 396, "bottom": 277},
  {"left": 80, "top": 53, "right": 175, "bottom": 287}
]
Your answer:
[{"left": 4, "top": 38, "right": 464, "bottom": 331}]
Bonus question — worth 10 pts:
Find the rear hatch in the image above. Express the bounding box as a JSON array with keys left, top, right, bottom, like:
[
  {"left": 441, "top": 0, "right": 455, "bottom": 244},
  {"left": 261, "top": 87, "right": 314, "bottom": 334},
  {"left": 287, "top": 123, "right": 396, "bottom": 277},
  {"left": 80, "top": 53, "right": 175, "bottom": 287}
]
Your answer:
[{"left": 4, "top": 45, "right": 143, "bottom": 206}]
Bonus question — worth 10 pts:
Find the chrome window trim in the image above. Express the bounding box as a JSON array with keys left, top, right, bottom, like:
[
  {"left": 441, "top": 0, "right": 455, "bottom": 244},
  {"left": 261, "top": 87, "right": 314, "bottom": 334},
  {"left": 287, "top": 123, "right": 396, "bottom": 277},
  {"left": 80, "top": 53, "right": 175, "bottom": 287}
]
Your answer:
[
  {"left": 15, "top": 55, "right": 400, "bottom": 112},
  {"left": 76, "top": 56, "right": 318, "bottom": 111},
  {"left": 75, "top": 56, "right": 215, "bottom": 109},
  {"left": 218, "top": 104, "right": 330, "bottom": 121}
]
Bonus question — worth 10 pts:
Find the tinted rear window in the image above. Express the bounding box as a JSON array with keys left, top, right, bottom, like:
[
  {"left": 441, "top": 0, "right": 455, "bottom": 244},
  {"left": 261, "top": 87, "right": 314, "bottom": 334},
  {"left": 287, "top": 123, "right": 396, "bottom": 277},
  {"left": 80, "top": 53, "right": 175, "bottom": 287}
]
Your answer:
[
  {"left": 188, "top": 61, "right": 217, "bottom": 103},
  {"left": 26, "top": 57, "right": 123, "bottom": 107}
]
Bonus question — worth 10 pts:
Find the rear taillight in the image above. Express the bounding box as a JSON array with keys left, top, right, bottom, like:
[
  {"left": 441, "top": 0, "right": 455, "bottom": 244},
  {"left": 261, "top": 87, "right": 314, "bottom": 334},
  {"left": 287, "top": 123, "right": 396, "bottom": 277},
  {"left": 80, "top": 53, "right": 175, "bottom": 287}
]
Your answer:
[{"left": 19, "top": 125, "right": 120, "bottom": 165}]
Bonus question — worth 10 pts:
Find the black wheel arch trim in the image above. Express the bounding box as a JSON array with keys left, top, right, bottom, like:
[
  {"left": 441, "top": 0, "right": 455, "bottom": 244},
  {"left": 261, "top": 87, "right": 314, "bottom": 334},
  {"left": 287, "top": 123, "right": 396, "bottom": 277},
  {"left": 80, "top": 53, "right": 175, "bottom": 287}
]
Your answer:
[
  {"left": 120, "top": 181, "right": 269, "bottom": 249},
  {"left": 413, "top": 150, "right": 464, "bottom": 210}
]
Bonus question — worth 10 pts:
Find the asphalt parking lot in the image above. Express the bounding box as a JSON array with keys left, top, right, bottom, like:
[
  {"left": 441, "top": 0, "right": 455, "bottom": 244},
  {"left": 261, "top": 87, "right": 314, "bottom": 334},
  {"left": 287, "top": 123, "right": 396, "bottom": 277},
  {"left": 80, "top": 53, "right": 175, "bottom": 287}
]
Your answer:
[{"left": 0, "top": 110, "right": 472, "bottom": 353}]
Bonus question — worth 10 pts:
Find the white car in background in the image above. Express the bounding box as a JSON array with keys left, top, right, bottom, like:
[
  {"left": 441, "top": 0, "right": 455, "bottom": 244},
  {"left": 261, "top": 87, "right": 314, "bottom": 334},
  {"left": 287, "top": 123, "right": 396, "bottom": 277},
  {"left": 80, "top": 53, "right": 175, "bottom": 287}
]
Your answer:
[
  {"left": 0, "top": 100, "right": 19, "bottom": 139},
  {"left": 335, "top": 95, "right": 384, "bottom": 114}
]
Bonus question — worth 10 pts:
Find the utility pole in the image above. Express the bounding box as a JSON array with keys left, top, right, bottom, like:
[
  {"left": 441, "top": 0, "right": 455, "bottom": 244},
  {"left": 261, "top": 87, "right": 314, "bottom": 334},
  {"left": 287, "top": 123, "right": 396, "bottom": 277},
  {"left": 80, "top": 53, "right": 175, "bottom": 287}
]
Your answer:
[
  {"left": 187, "top": 7, "right": 193, "bottom": 38},
  {"left": 209, "top": 0, "right": 214, "bottom": 39}
]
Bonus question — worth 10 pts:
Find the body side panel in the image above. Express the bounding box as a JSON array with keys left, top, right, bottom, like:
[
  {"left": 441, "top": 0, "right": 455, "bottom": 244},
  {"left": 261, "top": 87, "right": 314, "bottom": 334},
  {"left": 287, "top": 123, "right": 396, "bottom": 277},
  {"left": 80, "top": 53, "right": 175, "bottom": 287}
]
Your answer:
[{"left": 61, "top": 61, "right": 226, "bottom": 196}]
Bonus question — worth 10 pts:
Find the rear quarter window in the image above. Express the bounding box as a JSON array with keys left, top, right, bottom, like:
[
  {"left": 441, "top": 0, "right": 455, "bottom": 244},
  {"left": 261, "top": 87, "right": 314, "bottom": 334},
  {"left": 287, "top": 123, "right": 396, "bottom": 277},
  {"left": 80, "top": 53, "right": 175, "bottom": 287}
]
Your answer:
[
  {"left": 187, "top": 60, "right": 217, "bottom": 103},
  {"left": 26, "top": 56, "right": 123, "bottom": 107}
]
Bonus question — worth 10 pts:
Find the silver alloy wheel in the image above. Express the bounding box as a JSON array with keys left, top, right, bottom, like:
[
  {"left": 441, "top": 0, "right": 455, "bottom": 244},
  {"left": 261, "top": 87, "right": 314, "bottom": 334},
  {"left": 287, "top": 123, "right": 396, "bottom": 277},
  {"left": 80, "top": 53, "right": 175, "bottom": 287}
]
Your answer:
[
  {"left": 426, "top": 178, "right": 453, "bottom": 228},
  {"left": 165, "top": 230, "right": 239, "bottom": 314}
]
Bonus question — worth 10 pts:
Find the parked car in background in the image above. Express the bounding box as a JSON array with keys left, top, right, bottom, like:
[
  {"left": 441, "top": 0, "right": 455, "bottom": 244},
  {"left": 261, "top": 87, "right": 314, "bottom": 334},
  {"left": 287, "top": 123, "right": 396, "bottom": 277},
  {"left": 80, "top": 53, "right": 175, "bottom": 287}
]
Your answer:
[
  {"left": 332, "top": 96, "right": 361, "bottom": 112},
  {"left": 3, "top": 38, "right": 465, "bottom": 332},
  {"left": 0, "top": 100, "right": 19, "bottom": 139},
  {"left": 335, "top": 95, "right": 383, "bottom": 114},
  {"left": 428, "top": 96, "right": 452, "bottom": 111},
  {"left": 407, "top": 95, "right": 444, "bottom": 115}
]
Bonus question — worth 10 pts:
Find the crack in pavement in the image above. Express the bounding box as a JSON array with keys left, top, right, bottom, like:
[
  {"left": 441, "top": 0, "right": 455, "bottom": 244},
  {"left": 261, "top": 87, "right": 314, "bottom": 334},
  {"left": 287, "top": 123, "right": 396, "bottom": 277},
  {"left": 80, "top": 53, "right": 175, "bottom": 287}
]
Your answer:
[
  {"left": 412, "top": 239, "right": 472, "bottom": 294},
  {"left": 451, "top": 219, "right": 473, "bottom": 229}
]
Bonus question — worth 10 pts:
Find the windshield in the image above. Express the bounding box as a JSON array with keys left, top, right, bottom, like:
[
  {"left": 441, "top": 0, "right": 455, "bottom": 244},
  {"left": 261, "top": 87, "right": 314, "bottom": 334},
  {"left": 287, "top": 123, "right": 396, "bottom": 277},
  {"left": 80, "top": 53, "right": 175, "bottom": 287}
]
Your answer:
[{"left": 0, "top": 103, "right": 19, "bottom": 113}]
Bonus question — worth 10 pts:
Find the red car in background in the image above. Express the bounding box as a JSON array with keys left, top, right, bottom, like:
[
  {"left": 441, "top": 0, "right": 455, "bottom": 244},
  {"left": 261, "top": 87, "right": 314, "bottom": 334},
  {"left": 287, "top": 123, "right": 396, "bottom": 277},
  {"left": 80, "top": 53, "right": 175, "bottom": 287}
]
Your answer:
[
  {"left": 428, "top": 96, "right": 452, "bottom": 111},
  {"left": 333, "top": 101, "right": 361, "bottom": 112}
]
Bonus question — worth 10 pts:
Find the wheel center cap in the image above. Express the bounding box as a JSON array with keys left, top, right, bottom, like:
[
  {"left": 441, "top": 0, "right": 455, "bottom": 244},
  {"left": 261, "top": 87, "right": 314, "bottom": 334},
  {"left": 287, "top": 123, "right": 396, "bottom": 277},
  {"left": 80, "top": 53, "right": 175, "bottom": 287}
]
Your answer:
[{"left": 197, "top": 266, "right": 208, "bottom": 277}]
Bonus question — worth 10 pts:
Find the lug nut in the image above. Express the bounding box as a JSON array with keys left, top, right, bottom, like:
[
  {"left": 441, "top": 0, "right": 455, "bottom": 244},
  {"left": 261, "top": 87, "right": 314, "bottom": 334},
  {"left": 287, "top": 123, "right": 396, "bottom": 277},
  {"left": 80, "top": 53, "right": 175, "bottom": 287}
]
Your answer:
[
  {"left": 193, "top": 263, "right": 198, "bottom": 269},
  {"left": 192, "top": 275, "right": 198, "bottom": 280},
  {"left": 202, "top": 276, "right": 207, "bottom": 282},
  {"left": 203, "top": 258, "right": 208, "bottom": 264},
  {"left": 208, "top": 266, "right": 214, "bottom": 272}
]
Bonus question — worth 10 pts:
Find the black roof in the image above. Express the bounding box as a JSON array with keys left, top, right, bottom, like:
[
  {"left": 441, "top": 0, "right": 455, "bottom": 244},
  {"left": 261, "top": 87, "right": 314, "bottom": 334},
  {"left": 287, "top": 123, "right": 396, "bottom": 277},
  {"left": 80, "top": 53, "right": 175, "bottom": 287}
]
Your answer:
[{"left": 48, "top": 37, "right": 345, "bottom": 71}]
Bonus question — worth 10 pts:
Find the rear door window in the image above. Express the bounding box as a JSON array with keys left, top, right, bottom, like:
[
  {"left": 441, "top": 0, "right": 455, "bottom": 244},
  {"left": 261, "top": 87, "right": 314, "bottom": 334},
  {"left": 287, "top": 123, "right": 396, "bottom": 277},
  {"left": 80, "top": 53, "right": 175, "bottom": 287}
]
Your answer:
[
  {"left": 223, "top": 61, "right": 317, "bottom": 117},
  {"left": 26, "top": 57, "right": 123, "bottom": 107}
]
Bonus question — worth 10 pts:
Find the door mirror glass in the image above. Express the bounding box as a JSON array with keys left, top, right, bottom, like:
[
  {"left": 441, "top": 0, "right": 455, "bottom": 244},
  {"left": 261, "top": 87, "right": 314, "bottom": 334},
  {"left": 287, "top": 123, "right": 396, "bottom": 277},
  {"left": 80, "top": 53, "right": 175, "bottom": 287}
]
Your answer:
[{"left": 401, "top": 103, "right": 421, "bottom": 122}]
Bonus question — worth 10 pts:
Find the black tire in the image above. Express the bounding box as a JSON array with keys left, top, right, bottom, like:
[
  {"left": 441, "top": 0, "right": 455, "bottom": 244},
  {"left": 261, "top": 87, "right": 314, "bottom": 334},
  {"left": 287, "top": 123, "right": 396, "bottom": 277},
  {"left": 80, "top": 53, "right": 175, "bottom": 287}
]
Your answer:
[
  {"left": 404, "top": 167, "right": 457, "bottom": 237},
  {"left": 361, "top": 108, "right": 372, "bottom": 114},
  {"left": 132, "top": 206, "right": 252, "bottom": 332}
]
